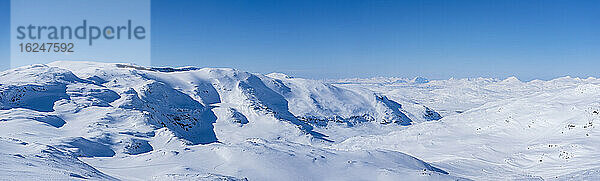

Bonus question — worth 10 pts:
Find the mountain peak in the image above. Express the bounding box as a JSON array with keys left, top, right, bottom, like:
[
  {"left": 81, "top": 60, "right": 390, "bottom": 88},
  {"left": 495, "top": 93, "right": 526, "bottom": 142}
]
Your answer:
[{"left": 266, "top": 72, "right": 293, "bottom": 79}]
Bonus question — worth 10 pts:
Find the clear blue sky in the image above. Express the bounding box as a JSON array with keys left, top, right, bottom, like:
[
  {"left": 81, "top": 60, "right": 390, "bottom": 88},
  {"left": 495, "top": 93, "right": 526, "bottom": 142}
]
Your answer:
[
  {"left": 2, "top": 0, "right": 599, "bottom": 80},
  {"left": 0, "top": 0, "right": 7, "bottom": 71}
]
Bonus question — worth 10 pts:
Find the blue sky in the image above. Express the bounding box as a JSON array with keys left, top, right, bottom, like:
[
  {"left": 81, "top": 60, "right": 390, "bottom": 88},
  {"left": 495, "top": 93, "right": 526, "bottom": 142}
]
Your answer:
[
  {"left": 2, "top": 0, "right": 600, "bottom": 80},
  {"left": 0, "top": 0, "right": 7, "bottom": 71},
  {"left": 9, "top": 0, "right": 151, "bottom": 68}
]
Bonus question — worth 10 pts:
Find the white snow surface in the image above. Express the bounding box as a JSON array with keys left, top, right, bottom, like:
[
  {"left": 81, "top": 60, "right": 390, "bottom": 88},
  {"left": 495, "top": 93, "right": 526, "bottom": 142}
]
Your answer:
[
  {"left": 331, "top": 76, "right": 600, "bottom": 180},
  {"left": 1, "top": 61, "right": 597, "bottom": 180},
  {"left": 0, "top": 61, "right": 456, "bottom": 181}
]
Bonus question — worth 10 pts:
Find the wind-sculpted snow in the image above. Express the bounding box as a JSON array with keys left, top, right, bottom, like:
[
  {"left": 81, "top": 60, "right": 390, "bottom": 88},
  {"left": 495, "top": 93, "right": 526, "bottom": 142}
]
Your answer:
[
  {"left": 122, "top": 138, "right": 153, "bottom": 155},
  {"left": 81, "top": 138, "right": 462, "bottom": 180},
  {"left": 134, "top": 80, "right": 218, "bottom": 144},
  {"left": 265, "top": 73, "right": 413, "bottom": 124},
  {"left": 0, "top": 84, "right": 69, "bottom": 112},
  {"left": 333, "top": 81, "right": 600, "bottom": 180},
  {"left": 66, "top": 83, "right": 121, "bottom": 107},
  {"left": 0, "top": 109, "right": 65, "bottom": 128},
  {"left": 0, "top": 138, "right": 117, "bottom": 180},
  {"left": 375, "top": 94, "right": 412, "bottom": 125},
  {"left": 226, "top": 108, "right": 249, "bottom": 125},
  {"left": 0, "top": 61, "right": 458, "bottom": 180},
  {"left": 262, "top": 73, "right": 438, "bottom": 142},
  {"left": 0, "top": 65, "right": 85, "bottom": 112},
  {"left": 237, "top": 75, "right": 330, "bottom": 141},
  {"left": 61, "top": 137, "right": 117, "bottom": 157},
  {"left": 8, "top": 61, "right": 600, "bottom": 180}
]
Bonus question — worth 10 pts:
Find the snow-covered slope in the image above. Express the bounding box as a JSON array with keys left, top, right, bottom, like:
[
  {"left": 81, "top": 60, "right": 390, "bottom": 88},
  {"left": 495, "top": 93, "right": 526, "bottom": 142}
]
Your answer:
[
  {"left": 0, "top": 61, "right": 457, "bottom": 180},
  {"left": 5, "top": 61, "right": 597, "bottom": 180},
  {"left": 332, "top": 76, "right": 600, "bottom": 180}
]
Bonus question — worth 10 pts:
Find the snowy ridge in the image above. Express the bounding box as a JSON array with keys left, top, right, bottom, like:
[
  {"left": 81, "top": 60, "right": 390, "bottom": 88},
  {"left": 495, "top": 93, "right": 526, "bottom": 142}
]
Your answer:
[
  {"left": 4, "top": 61, "right": 597, "bottom": 180},
  {"left": 0, "top": 61, "right": 456, "bottom": 180}
]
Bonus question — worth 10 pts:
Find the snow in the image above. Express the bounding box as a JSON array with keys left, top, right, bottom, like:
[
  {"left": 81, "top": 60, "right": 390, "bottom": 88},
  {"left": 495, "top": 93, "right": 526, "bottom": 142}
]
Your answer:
[
  {"left": 0, "top": 61, "right": 460, "bottom": 180},
  {"left": 331, "top": 77, "right": 600, "bottom": 180},
  {"left": 2, "top": 61, "right": 598, "bottom": 180}
]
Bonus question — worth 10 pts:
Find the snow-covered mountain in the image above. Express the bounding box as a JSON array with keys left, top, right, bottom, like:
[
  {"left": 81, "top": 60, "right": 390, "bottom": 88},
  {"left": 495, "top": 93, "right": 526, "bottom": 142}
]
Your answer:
[
  {"left": 0, "top": 61, "right": 455, "bottom": 180},
  {"left": 3, "top": 61, "right": 598, "bottom": 180}
]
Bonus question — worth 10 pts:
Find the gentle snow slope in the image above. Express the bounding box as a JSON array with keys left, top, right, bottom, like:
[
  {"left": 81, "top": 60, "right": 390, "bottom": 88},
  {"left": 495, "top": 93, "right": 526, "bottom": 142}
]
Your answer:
[{"left": 333, "top": 77, "right": 600, "bottom": 180}]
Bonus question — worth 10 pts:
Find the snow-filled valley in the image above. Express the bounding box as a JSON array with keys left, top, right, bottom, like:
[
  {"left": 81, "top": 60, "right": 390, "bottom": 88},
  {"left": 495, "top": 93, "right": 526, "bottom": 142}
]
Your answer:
[{"left": 1, "top": 61, "right": 599, "bottom": 180}]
